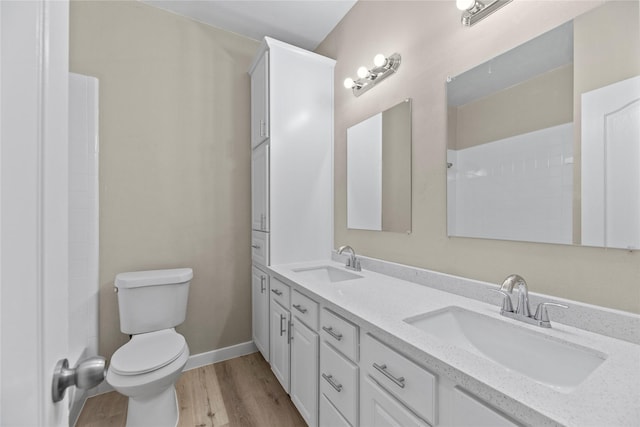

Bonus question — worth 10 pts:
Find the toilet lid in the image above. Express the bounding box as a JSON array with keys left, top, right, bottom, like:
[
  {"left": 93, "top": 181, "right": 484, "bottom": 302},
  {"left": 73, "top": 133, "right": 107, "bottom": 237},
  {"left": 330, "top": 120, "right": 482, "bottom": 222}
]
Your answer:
[{"left": 110, "top": 330, "right": 186, "bottom": 376}]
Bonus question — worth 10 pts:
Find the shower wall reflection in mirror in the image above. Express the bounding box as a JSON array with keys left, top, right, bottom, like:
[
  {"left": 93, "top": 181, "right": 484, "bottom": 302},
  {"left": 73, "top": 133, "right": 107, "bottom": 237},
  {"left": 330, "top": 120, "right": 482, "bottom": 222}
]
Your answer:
[
  {"left": 347, "top": 99, "right": 412, "bottom": 233},
  {"left": 446, "top": 1, "right": 639, "bottom": 249}
]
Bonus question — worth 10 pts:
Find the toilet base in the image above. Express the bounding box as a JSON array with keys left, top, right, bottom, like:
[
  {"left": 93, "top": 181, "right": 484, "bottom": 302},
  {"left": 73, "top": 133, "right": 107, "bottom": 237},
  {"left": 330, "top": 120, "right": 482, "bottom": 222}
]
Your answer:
[{"left": 126, "top": 385, "right": 179, "bottom": 427}]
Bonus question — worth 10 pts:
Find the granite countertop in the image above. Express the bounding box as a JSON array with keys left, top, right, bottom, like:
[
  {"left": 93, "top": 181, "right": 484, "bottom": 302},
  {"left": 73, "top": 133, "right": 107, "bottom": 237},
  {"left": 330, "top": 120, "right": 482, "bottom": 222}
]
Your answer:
[{"left": 268, "top": 259, "right": 640, "bottom": 427}]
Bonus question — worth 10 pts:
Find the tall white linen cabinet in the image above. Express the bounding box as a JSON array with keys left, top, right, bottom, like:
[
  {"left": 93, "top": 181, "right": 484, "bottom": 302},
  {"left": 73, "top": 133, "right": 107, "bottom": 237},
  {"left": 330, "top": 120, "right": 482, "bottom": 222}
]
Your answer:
[{"left": 248, "top": 37, "right": 335, "bottom": 427}]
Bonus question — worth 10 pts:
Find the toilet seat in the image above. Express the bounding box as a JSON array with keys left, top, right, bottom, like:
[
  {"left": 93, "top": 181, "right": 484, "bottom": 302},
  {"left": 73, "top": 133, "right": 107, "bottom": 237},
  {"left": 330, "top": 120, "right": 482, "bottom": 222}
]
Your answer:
[{"left": 110, "top": 329, "right": 186, "bottom": 376}]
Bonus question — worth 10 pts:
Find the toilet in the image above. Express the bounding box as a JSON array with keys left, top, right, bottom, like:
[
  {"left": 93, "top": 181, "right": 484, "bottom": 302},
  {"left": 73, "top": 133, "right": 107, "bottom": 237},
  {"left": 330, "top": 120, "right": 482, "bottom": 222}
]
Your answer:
[{"left": 106, "top": 268, "right": 192, "bottom": 427}]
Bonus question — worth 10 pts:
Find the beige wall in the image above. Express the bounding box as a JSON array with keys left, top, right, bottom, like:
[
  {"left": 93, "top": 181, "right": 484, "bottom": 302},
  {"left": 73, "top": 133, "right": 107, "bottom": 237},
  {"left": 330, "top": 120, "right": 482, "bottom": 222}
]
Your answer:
[
  {"left": 382, "top": 100, "right": 411, "bottom": 232},
  {"left": 317, "top": 0, "right": 640, "bottom": 313},
  {"left": 70, "top": 0, "right": 260, "bottom": 360},
  {"left": 453, "top": 64, "right": 573, "bottom": 149}
]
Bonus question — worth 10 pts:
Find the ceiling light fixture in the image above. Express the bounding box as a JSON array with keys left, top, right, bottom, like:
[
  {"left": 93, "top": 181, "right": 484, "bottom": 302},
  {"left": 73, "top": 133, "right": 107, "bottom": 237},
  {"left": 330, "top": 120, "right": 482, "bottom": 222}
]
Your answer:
[
  {"left": 457, "top": 0, "right": 512, "bottom": 26},
  {"left": 343, "top": 53, "right": 401, "bottom": 97}
]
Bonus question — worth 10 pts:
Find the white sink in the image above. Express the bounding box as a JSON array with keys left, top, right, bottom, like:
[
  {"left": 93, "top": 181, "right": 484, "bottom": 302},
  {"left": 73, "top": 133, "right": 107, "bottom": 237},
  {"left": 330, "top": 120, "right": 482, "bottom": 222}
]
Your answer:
[
  {"left": 292, "top": 265, "right": 363, "bottom": 283},
  {"left": 404, "top": 307, "right": 607, "bottom": 392}
]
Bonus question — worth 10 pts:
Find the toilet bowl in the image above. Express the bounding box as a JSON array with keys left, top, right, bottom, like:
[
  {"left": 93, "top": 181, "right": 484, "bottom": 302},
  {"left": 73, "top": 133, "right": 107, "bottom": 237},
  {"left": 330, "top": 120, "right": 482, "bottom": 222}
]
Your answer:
[
  {"left": 107, "top": 329, "right": 189, "bottom": 427},
  {"left": 107, "top": 268, "right": 192, "bottom": 427}
]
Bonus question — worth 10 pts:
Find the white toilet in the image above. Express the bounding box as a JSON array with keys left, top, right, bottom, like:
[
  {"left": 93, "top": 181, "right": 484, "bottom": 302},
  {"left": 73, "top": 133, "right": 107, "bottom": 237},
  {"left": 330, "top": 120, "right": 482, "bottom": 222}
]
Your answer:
[{"left": 106, "top": 268, "right": 192, "bottom": 427}]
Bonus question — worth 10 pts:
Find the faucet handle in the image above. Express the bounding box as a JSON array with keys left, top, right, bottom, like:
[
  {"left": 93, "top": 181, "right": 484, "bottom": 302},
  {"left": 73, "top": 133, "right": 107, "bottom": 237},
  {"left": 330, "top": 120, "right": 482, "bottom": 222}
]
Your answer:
[
  {"left": 534, "top": 302, "right": 568, "bottom": 326},
  {"left": 489, "top": 288, "right": 514, "bottom": 313}
]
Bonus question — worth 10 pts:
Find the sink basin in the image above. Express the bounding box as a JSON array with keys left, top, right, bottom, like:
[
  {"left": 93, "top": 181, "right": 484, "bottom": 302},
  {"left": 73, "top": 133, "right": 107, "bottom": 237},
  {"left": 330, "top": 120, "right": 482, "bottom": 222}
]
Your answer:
[
  {"left": 292, "top": 265, "right": 363, "bottom": 283},
  {"left": 404, "top": 307, "right": 606, "bottom": 392}
]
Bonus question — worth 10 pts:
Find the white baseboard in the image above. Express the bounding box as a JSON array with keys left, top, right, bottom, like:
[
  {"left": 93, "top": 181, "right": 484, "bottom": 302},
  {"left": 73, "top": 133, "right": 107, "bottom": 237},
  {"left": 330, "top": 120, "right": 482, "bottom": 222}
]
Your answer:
[
  {"left": 184, "top": 340, "right": 257, "bottom": 371},
  {"left": 88, "top": 340, "right": 258, "bottom": 398}
]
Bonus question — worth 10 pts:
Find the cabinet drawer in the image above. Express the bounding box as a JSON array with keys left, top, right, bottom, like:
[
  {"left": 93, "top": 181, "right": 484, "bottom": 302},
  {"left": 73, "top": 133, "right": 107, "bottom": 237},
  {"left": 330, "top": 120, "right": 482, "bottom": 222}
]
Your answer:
[
  {"left": 291, "top": 290, "right": 319, "bottom": 331},
  {"left": 270, "top": 277, "right": 290, "bottom": 307},
  {"left": 320, "top": 342, "right": 358, "bottom": 426},
  {"left": 251, "top": 231, "right": 269, "bottom": 266},
  {"left": 320, "top": 394, "right": 351, "bottom": 427},
  {"left": 361, "top": 333, "right": 436, "bottom": 425},
  {"left": 320, "top": 308, "right": 358, "bottom": 362}
]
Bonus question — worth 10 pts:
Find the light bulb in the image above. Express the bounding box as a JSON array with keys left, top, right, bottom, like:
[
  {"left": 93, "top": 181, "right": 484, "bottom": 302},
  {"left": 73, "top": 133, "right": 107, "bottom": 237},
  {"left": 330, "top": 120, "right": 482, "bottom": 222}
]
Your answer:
[
  {"left": 343, "top": 77, "right": 355, "bottom": 89},
  {"left": 357, "top": 66, "right": 370, "bottom": 79},
  {"left": 373, "top": 54, "right": 387, "bottom": 67},
  {"left": 456, "top": 0, "right": 475, "bottom": 11}
]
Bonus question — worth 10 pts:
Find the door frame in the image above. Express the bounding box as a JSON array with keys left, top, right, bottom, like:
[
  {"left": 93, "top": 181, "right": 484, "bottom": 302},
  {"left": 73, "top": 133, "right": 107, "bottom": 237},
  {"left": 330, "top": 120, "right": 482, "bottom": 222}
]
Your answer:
[{"left": 1, "top": 1, "right": 70, "bottom": 425}]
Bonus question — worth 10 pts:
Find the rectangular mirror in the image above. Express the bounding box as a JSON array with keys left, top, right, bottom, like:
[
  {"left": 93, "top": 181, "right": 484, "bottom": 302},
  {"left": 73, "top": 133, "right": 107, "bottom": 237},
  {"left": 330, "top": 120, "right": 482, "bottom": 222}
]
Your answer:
[
  {"left": 447, "top": 1, "right": 639, "bottom": 249},
  {"left": 347, "top": 98, "right": 412, "bottom": 233}
]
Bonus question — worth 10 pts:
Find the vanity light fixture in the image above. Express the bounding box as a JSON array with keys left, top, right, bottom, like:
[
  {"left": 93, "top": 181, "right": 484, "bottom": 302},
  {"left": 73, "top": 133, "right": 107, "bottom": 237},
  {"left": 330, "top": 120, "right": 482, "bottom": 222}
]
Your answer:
[
  {"left": 456, "top": 0, "right": 512, "bottom": 26},
  {"left": 343, "top": 53, "right": 401, "bottom": 97}
]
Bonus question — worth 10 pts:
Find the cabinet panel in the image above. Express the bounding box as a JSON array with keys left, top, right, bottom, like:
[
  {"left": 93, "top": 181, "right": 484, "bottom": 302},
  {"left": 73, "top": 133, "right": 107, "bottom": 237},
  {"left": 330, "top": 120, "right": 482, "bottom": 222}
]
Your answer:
[
  {"left": 452, "top": 387, "right": 519, "bottom": 427},
  {"left": 270, "top": 300, "right": 290, "bottom": 393},
  {"left": 251, "top": 265, "right": 269, "bottom": 362},
  {"left": 251, "top": 142, "right": 269, "bottom": 232},
  {"left": 251, "top": 231, "right": 269, "bottom": 267},
  {"left": 320, "top": 342, "right": 358, "bottom": 426},
  {"left": 292, "top": 289, "right": 319, "bottom": 331},
  {"left": 361, "top": 375, "right": 430, "bottom": 427},
  {"left": 321, "top": 308, "right": 358, "bottom": 361},
  {"left": 250, "top": 50, "right": 269, "bottom": 148},
  {"left": 291, "top": 320, "right": 319, "bottom": 427},
  {"left": 320, "top": 394, "right": 351, "bottom": 427},
  {"left": 270, "top": 277, "right": 290, "bottom": 307}
]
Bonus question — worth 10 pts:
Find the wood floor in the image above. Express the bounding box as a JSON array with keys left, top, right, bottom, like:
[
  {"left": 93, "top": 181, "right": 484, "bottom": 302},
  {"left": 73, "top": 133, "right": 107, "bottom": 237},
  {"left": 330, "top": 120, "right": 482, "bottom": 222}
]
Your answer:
[{"left": 76, "top": 352, "right": 306, "bottom": 427}]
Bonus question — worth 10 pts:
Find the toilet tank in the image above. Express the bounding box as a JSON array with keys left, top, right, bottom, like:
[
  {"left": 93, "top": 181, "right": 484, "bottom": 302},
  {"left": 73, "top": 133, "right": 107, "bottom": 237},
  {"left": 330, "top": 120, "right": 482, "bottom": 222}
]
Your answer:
[{"left": 115, "top": 268, "right": 192, "bottom": 335}]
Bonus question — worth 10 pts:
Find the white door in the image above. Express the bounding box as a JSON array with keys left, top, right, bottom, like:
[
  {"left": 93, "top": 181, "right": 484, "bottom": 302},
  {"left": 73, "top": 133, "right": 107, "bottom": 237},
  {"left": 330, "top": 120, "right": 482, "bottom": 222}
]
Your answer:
[
  {"left": 290, "top": 320, "right": 319, "bottom": 427},
  {"left": 251, "top": 265, "right": 269, "bottom": 362},
  {"left": 582, "top": 75, "right": 640, "bottom": 249},
  {"left": 251, "top": 142, "right": 269, "bottom": 231},
  {"left": 1, "top": 1, "right": 71, "bottom": 425},
  {"left": 269, "top": 300, "right": 290, "bottom": 393},
  {"left": 250, "top": 50, "right": 269, "bottom": 148}
]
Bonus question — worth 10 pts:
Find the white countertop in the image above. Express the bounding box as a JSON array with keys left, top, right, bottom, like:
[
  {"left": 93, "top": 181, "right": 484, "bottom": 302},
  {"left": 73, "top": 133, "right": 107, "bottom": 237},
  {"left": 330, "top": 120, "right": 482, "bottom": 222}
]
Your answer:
[{"left": 269, "top": 259, "right": 640, "bottom": 427}]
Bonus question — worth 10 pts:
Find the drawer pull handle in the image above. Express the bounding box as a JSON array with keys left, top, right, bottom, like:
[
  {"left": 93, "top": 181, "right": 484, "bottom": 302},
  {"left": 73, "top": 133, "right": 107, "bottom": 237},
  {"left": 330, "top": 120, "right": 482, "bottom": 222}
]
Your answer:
[
  {"left": 322, "top": 326, "right": 343, "bottom": 341},
  {"left": 373, "top": 363, "right": 406, "bottom": 389},
  {"left": 271, "top": 289, "right": 283, "bottom": 296},
  {"left": 322, "top": 373, "right": 343, "bottom": 392},
  {"left": 251, "top": 244, "right": 261, "bottom": 249},
  {"left": 279, "top": 314, "right": 287, "bottom": 336},
  {"left": 293, "top": 304, "right": 307, "bottom": 314}
]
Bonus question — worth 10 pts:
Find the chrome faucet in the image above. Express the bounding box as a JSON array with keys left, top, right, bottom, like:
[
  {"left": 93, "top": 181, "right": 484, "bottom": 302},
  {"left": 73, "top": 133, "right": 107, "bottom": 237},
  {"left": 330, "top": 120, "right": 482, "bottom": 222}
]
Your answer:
[
  {"left": 492, "top": 274, "right": 568, "bottom": 328},
  {"left": 337, "top": 245, "right": 361, "bottom": 271},
  {"left": 500, "top": 274, "right": 531, "bottom": 317}
]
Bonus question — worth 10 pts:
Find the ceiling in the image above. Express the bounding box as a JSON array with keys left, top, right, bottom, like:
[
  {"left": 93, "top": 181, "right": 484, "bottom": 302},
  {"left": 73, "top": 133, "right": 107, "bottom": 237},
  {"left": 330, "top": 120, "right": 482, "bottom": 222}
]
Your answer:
[{"left": 141, "top": 0, "right": 357, "bottom": 51}]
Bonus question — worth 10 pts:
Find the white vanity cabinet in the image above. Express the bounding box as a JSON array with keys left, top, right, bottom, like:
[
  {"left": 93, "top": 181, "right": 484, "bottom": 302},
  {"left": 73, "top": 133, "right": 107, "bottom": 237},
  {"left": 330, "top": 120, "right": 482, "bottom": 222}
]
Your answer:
[
  {"left": 248, "top": 37, "right": 334, "bottom": 267},
  {"left": 248, "top": 36, "right": 334, "bottom": 426},
  {"left": 251, "top": 265, "right": 270, "bottom": 362}
]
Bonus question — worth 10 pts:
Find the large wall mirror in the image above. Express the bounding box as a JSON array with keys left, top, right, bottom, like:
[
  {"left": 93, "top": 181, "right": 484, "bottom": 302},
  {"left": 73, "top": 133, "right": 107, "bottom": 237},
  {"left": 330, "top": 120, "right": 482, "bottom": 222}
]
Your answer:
[
  {"left": 447, "top": 1, "right": 639, "bottom": 249},
  {"left": 347, "top": 98, "right": 412, "bottom": 233}
]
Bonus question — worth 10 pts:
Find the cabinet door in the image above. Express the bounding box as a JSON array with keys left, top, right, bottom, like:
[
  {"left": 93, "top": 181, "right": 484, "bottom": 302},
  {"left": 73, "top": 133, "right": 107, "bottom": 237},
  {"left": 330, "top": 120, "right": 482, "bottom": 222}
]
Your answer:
[
  {"left": 361, "top": 375, "right": 430, "bottom": 427},
  {"left": 251, "top": 50, "right": 269, "bottom": 148},
  {"left": 251, "top": 266, "right": 269, "bottom": 362},
  {"left": 270, "top": 300, "right": 290, "bottom": 393},
  {"left": 251, "top": 142, "right": 269, "bottom": 232},
  {"left": 291, "top": 320, "right": 319, "bottom": 427},
  {"left": 451, "top": 387, "right": 519, "bottom": 427}
]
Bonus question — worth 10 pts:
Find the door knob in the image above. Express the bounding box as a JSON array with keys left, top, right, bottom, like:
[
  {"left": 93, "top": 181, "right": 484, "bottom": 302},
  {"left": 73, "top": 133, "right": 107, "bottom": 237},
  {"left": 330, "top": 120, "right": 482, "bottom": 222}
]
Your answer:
[{"left": 52, "top": 356, "right": 106, "bottom": 403}]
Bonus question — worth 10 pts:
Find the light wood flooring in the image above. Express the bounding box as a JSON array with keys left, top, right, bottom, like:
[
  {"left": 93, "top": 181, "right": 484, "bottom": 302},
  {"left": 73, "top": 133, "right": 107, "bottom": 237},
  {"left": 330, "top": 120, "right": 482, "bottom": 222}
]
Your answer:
[{"left": 76, "top": 352, "right": 306, "bottom": 427}]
